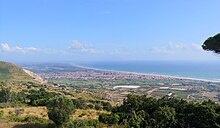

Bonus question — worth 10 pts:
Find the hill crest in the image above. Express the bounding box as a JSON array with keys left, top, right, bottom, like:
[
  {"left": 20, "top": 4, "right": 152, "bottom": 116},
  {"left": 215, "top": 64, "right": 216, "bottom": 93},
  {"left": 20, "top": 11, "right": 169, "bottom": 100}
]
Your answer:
[{"left": 0, "top": 61, "right": 43, "bottom": 83}]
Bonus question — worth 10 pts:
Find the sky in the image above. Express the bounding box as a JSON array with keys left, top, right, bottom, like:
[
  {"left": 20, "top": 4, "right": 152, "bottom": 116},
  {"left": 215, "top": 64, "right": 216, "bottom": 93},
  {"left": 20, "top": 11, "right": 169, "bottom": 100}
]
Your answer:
[{"left": 0, "top": 0, "right": 220, "bottom": 63}]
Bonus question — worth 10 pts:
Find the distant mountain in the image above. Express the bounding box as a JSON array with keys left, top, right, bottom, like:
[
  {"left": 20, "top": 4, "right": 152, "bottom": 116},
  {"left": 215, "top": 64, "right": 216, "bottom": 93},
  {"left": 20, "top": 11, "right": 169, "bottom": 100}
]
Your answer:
[{"left": 0, "top": 61, "right": 44, "bottom": 83}]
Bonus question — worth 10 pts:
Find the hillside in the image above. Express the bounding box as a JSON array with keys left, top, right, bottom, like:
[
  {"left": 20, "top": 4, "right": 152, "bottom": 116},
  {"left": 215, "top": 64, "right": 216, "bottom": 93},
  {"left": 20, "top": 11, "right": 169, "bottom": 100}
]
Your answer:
[{"left": 0, "top": 61, "right": 38, "bottom": 83}]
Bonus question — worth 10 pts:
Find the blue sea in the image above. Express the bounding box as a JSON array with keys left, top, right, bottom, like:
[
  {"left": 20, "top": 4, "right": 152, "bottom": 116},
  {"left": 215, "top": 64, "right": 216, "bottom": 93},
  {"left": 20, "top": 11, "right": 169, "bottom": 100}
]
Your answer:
[{"left": 78, "top": 61, "right": 220, "bottom": 82}]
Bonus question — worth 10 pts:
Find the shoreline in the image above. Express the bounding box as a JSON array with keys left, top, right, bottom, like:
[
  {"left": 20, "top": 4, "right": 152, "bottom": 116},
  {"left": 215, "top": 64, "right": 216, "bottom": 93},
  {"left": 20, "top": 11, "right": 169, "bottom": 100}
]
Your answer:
[{"left": 71, "top": 63, "right": 220, "bottom": 83}]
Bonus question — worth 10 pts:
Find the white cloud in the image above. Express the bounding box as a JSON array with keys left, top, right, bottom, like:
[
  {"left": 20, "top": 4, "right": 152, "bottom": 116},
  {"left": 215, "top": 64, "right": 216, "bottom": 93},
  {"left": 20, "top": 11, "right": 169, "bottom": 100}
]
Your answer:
[
  {"left": 0, "top": 43, "right": 41, "bottom": 53},
  {"left": 151, "top": 42, "right": 203, "bottom": 54},
  {"left": 69, "top": 40, "right": 97, "bottom": 53},
  {"left": 1, "top": 43, "right": 12, "bottom": 52}
]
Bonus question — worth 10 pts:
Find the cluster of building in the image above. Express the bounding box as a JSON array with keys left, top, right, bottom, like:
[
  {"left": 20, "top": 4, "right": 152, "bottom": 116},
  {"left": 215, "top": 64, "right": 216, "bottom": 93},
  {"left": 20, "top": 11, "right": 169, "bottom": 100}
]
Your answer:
[{"left": 39, "top": 70, "right": 178, "bottom": 81}]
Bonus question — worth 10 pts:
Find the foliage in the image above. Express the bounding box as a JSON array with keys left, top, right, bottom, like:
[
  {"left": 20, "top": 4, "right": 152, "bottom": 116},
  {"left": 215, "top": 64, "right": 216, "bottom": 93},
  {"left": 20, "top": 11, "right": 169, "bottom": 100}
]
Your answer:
[
  {"left": 152, "top": 106, "right": 176, "bottom": 128},
  {"left": 202, "top": 33, "right": 220, "bottom": 54},
  {"left": 0, "top": 61, "right": 35, "bottom": 81},
  {"left": 8, "top": 115, "right": 53, "bottom": 124},
  {"left": 72, "top": 98, "right": 112, "bottom": 111},
  {"left": 62, "top": 119, "right": 103, "bottom": 128},
  {"left": 99, "top": 113, "right": 120, "bottom": 125},
  {"left": 72, "top": 98, "right": 87, "bottom": 109},
  {"left": 99, "top": 94, "right": 220, "bottom": 128},
  {"left": 101, "top": 101, "right": 112, "bottom": 111},
  {"left": 27, "top": 88, "right": 59, "bottom": 106},
  {"left": 0, "top": 110, "right": 3, "bottom": 118},
  {"left": 0, "top": 84, "right": 12, "bottom": 103},
  {"left": 47, "top": 96, "right": 75, "bottom": 125},
  {"left": 94, "top": 104, "right": 102, "bottom": 110}
]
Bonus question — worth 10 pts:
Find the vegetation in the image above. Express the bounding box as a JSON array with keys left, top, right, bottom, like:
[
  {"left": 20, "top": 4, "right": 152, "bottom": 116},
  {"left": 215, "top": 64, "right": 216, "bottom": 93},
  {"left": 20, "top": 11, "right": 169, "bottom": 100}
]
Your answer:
[
  {"left": 99, "top": 94, "right": 220, "bottom": 128},
  {"left": 0, "top": 85, "right": 12, "bottom": 103},
  {"left": 7, "top": 115, "right": 53, "bottom": 124},
  {"left": 62, "top": 119, "right": 104, "bottom": 128},
  {"left": 0, "top": 110, "right": 3, "bottom": 118},
  {"left": 202, "top": 33, "right": 220, "bottom": 54},
  {"left": 1, "top": 61, "right": 220, "bottom": 128},
  {"left": 0, "top": 61, "right": 34, "bottom": 82},
  {"left": 47, "top": 96, "right": 75, "bottom": 126},
  {"left": 27, "top": 88, "right": 59, "bottom": 106}
]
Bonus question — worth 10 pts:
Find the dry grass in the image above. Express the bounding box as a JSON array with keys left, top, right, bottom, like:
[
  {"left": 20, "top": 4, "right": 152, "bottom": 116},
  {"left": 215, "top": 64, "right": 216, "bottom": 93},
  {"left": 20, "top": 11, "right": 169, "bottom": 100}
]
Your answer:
[
  {"left": 71, "top": 109, "right": 110, "bottom": 120},
  {"left": 0, "top": 119, "right": 25, "bottom": 128},
  {"left": 0, "top": 106, "right": 48, "bottom": 119},
  {"left": 1, "top": 107, "right": 109, "bottom": 121}
]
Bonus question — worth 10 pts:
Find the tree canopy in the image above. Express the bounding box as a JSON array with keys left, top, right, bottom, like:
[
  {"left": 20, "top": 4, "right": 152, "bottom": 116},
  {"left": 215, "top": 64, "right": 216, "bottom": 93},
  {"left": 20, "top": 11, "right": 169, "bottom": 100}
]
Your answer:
[
  {"left": 47, "top": 96, "right": 75, "bottom": 125},
  {"left": 99, "top": 94, "right": 220, "bottom": 128},
  {"left": 202, "top": 33, "right": 220, "bottom": 54}
]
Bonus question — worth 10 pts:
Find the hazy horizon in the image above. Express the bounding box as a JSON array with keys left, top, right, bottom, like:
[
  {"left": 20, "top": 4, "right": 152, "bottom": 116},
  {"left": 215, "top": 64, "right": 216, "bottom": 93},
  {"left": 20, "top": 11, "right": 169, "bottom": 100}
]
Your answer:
[{"left": 0, "top": 0, "right": 220, "bottom": 62}]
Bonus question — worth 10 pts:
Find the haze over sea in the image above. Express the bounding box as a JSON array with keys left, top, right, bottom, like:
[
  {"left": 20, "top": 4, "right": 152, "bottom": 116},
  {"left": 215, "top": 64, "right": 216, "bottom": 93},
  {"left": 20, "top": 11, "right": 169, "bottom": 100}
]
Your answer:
[{"left": 79, "top": 61, "right": 220, "bottom": 82}]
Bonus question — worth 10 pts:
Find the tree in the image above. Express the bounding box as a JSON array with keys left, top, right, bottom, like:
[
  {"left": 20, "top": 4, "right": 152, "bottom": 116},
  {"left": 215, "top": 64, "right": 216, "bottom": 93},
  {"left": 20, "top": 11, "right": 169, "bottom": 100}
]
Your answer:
[
  {"left": 0, "top": 84, "right": 12, "bottom": 103},
  {"left": 47, "top": 96, "right": 75, "bottom": 126},
  {"left": 98, "top": 113, "right": 120, "bottom": 125},
  {"left": 95, "top": 104, "right": 102, "bottom": 110},
  {"left": 181, "top": 103, "right": 218, "bottom": 128},
  {"left": 152, "top": 106, "right": 176, "bottom": 128},
  {"left": 102, "top": 101, "right": 112, "bottom": 111},
  {"left": 202, "top": 33, "right": 220, "bottom": 54},
  {"left": 102, "top": 94, "right": 220, "bottom": 127},
  {"left": 128, "top": 110, "right": 149, "bottom": 128},
  {"left": 99, "top": 113, "right": 109, "bottom": 124},
  {"left": 28, "top": 88, "right": 58, "bottom": 106}
]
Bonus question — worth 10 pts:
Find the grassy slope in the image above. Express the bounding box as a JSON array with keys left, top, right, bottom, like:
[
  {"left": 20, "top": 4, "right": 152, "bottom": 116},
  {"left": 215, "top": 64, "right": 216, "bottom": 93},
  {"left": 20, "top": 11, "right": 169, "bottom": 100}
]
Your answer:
[
  {"left": 0, "top": 61, "right": 111, "bottom": 127},
  {"left": 0, "top": 61, "right": 35, "bottom": 82}
]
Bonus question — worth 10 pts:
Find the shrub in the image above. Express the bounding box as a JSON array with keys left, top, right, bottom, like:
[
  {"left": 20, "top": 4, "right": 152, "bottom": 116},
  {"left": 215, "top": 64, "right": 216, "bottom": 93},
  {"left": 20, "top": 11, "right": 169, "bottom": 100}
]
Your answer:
[
  {"left": 63, "top": 119, "right": 103, "bottom": 128},
  {"left": 95, "top": 104, "right": 102, "bottom": 110},
  {"left": 0, "top": 110, "right": 3, "bottom": 118},
  {"left": 87, "top": 104, "right": 94, "bottom": 109},
  {"left": 99, "top": 113, "right": 120, "bottom": 125},
  {"left": 8, "top": 115, "right": 52, "bottom": 124},
  {"left": 47, "top": 96, "right": 75, "bottom": 126},
  {"left": 102, "top": 101, "right": 112, "bottom": 111}
]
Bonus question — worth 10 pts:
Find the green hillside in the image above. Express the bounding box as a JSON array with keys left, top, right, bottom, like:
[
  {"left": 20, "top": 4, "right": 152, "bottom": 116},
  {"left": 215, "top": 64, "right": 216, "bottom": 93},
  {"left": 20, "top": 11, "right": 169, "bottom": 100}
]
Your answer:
[{"left": 0, "top": 61, "right": 34, "bottom": 82}]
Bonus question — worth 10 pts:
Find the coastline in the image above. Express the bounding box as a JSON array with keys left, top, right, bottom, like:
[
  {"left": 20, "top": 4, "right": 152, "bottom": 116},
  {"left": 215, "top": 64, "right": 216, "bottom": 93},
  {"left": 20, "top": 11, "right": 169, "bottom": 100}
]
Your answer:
[{"left": 71, "top": 63, "right": 220, "bottom": 83}]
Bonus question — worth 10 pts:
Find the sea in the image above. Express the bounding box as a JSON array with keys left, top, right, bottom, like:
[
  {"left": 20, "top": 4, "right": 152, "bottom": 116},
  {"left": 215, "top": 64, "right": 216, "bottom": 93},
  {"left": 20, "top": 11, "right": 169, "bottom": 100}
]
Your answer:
[{"left": 78, "top": 61, "right": 220, "bottom": 82}]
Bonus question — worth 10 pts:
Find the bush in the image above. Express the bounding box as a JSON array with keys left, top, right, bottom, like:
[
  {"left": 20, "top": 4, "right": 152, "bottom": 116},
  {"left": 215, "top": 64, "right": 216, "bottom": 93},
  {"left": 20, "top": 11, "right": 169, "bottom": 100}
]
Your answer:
[
  {"left": 99, "top": 113, "right": 120, "bottom": 125},
  {"left": 95, "top": 104, "right": 102, "bottom": 110},
  {"left": 0, "top": 102, "right": 24, "bottom": 108},
  {"left": 28, "top": 89, "right": 59, "bottom": 106},
  {"left": 72, "top": 99, "right": 87, "bottom": 109},
  {"left": 101, "top": 94, "right": 220, "bottom": 128},
  {"left": 8, "top": 115, "right": 53, "bottom": 124},
  {"left": 47, "top": 96, "right": 75, "bottom": 126},
  {"left": 101, "top": 101, "right": 112, "bottom": 111},
  {"left": 63, "top": 120, "right": 103, "bottom": 128},
  {"left": 87, "top": 104, "right": 94, "bottom": 109},
  {"left": 0, "top": 110, "right": 3, "bottom": 118}
]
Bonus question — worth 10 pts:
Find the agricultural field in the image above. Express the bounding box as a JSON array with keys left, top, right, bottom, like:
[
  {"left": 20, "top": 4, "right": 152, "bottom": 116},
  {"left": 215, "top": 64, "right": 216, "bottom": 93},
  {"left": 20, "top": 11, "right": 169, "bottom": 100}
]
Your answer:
[
  {"left": 24, "top": 63, "right": 220, "bottom": 102},
  {"left": 1, "top": 61, "right": 220, "bottom": 127}
]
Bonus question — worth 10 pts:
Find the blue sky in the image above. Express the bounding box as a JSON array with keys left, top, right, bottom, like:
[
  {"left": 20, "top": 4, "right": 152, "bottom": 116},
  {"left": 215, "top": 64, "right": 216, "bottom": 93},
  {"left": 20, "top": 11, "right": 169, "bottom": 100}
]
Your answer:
[{"left": 0, "top": 0, "right": 219, "bottom": 62}]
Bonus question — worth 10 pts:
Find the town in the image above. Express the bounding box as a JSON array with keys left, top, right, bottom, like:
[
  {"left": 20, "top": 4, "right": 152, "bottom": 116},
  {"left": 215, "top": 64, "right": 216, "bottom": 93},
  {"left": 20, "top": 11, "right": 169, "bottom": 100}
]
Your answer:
[{"left": 23, "top": 63, "right": 220, "bottom": 103}]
